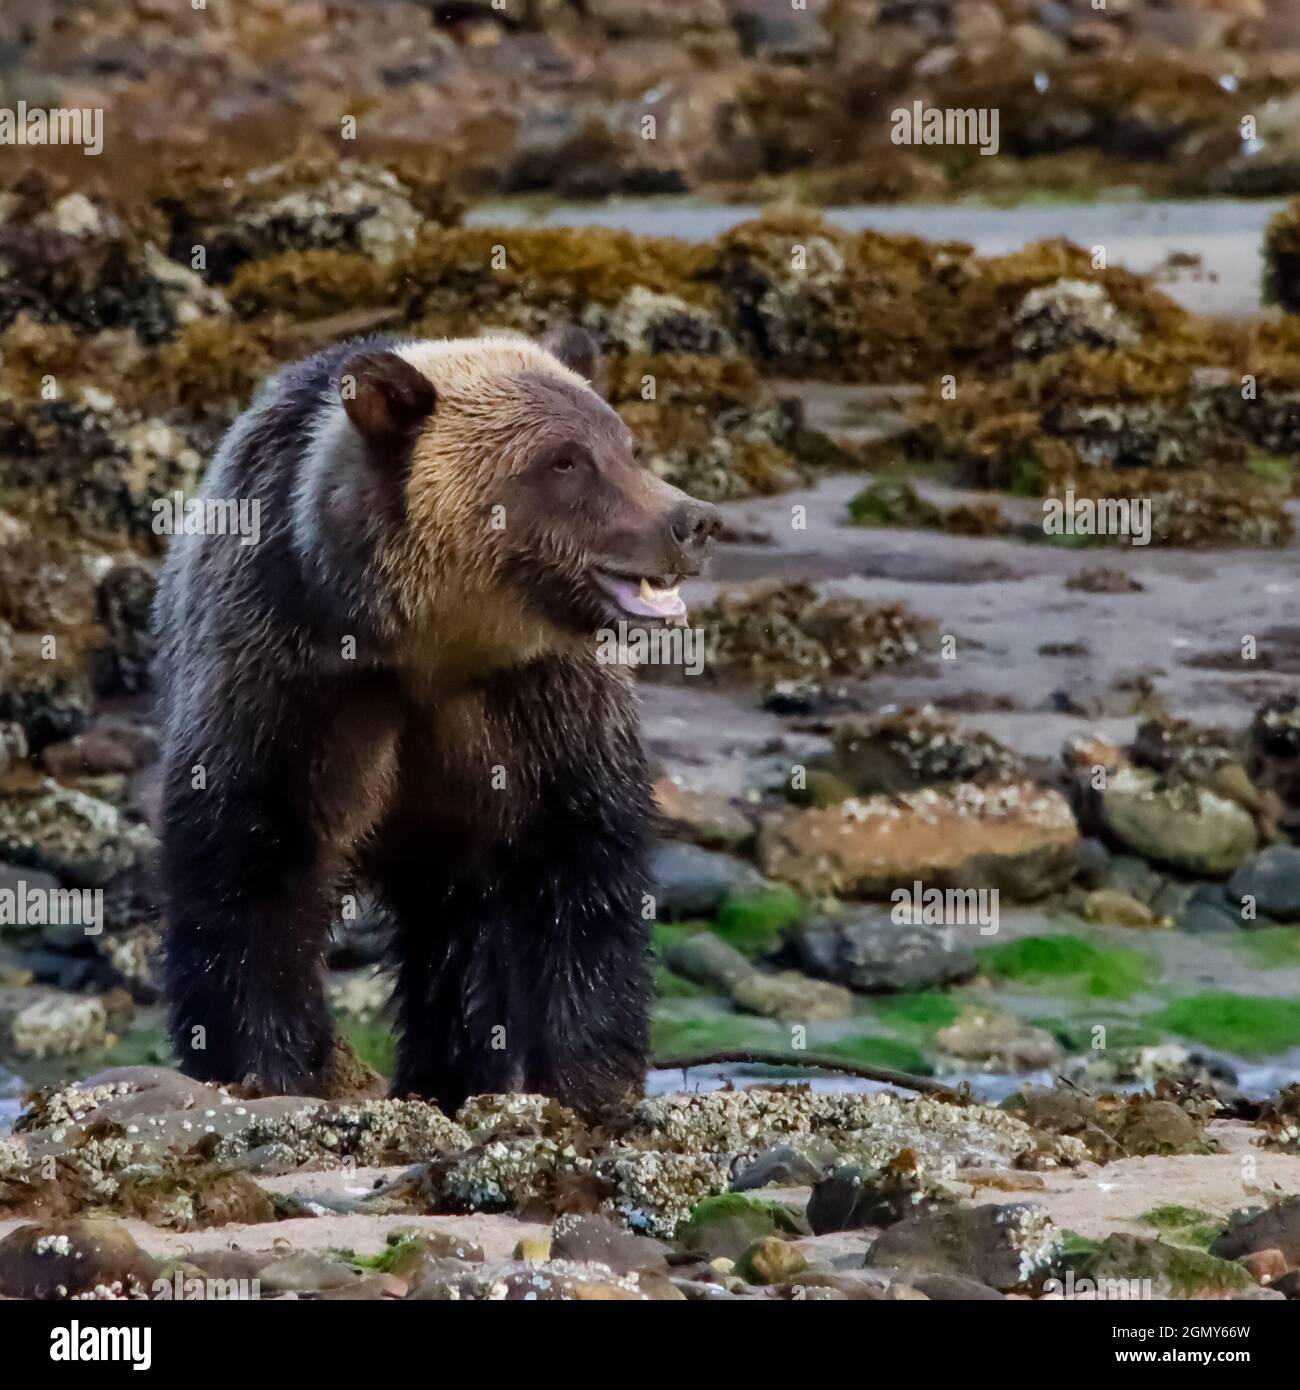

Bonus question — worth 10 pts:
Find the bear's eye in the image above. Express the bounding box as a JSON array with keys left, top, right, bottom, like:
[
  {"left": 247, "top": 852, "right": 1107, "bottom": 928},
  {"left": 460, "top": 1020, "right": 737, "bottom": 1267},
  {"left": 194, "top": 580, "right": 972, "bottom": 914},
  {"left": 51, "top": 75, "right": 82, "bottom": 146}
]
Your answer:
[{"left": 552, "top": 456, "right": 577, "bottom": 474}]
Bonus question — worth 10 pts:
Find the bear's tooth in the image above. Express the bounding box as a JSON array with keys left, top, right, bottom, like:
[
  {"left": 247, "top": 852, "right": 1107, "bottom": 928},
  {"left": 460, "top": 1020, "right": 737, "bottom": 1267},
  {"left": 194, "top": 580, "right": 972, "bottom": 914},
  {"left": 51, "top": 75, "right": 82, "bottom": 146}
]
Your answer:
[{"left": 640, "top": 577, "right": 656, "bottom": 601}]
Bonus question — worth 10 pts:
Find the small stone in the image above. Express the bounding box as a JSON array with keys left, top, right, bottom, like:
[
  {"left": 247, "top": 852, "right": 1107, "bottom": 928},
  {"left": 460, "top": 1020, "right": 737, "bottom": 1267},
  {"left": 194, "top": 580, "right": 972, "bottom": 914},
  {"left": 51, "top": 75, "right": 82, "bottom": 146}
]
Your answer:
[
  {"left": 514, "top": 1235, "right": 552, "bottom": 1262},
  {"left": 792, "top": 908, "right": 976, "bottom": 993},
  {"left": 1227, "top": 845, "right": 1300, "bottom": 923},
  {"left": 735, "top": 1235, "right": 808, "bottom": 1285},
  {"left": 1084, "top": 888, "right": 1157, "bottom": 928},
  {"left": 257, "top": 1253, "right": 361, "bottom": 1293},
  {"left": 653, "top": 778, "right": 754, "bottom": 852},
  {"left": 935, "top": 1008, "right": 1062, "bottom": 1072},
  {"left": 649, "top": 841, "right": 767, "bottom": 918},
  {"left": 1238, "top": 1249, "right": 1289, "bottom": 1286}
]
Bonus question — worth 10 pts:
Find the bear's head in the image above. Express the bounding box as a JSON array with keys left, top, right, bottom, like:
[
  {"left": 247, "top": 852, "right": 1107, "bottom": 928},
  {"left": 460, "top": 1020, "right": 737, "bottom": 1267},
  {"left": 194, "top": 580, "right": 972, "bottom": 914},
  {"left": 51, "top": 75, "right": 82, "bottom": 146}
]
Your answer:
[{"left": 336, "top": 332, "right": 721, "bottom": 665}]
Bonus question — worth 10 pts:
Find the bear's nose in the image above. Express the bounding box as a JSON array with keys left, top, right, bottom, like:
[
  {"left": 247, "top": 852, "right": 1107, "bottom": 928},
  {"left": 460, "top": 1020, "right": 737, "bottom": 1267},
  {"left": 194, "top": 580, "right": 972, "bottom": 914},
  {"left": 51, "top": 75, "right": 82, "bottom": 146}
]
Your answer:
[{"left": 666, "top": 499, "right": 722, "bottom": 574}]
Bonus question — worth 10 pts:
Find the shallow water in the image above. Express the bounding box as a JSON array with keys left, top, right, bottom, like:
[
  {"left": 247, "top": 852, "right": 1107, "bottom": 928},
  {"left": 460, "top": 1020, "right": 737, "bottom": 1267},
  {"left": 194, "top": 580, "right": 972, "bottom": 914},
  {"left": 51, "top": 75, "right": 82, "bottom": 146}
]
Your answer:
[{"left": 468, "top": 196, "right": 1284, "bottom": 318}]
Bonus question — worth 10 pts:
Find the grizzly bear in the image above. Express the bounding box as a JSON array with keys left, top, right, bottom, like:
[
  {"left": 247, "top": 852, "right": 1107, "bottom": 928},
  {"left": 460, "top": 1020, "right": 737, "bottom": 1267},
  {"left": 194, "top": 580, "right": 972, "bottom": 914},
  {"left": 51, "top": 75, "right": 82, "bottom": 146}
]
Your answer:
[{"left": 154, "top": 331, "right": 720, "bottom": 1112}]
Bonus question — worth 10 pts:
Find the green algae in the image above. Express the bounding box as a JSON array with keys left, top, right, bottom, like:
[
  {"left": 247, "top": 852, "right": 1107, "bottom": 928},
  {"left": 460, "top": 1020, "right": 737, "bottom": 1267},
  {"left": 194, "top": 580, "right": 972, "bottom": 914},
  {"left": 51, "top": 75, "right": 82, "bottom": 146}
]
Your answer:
[
  {"left": 713, "top": 887, "right": 805, "bottom": 957},
  {"left": 873, "top": 991, "right": 964, "bottom": 1036},
  {"left": 1030, "top": 1016, "right": 1165, "bottom": 1053},
  {"left": 336, "top": 1014, "right": 397, "bottom": 1080},
  {"left": 978, "top": 933, "right": 1153, "bottom": 1000},
  {"left": 650, "top": 1010, "right": 786, "bottom": 1059},
  {"left": 1153, "top": 992, "right": 1300, "bottom": 1057},
  {"left": 1234, "top": 926, "right": 1300, "bottom": 970},
  {"left": 1139, "top": 1204, "right": 1223, "bottom": 1252},
  {"left": 817, "top": 1034, "right": 932, "bottom": 1076}
]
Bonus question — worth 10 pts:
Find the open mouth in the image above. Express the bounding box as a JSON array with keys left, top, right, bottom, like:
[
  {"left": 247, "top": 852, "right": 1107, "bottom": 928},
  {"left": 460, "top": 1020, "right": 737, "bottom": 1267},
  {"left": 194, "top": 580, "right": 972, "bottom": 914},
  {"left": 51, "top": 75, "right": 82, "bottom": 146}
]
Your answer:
[{"left": 592, "top": 569, "right": 686, "bottom": 620}]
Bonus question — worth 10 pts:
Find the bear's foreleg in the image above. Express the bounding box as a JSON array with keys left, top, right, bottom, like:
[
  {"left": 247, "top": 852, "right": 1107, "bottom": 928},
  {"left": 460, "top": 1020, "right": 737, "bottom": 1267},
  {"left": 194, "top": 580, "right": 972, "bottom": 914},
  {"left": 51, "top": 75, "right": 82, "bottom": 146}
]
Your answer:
[
  {"left": 161, "top": 678, "right": 398, "bottom": 1095},
  {"left": 385, "top": 732, "right": 653, "bottom": 1114}
]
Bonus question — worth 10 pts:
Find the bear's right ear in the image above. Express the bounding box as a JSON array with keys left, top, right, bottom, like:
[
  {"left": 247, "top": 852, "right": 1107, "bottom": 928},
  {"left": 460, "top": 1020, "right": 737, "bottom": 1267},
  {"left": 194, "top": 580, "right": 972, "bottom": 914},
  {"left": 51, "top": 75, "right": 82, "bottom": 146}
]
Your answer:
[
  {"left": 339, "top": 351, "right": 436, "bottom": 445},
  {"left": 540, "top": 323, "right": 601, "bottom": 384}
]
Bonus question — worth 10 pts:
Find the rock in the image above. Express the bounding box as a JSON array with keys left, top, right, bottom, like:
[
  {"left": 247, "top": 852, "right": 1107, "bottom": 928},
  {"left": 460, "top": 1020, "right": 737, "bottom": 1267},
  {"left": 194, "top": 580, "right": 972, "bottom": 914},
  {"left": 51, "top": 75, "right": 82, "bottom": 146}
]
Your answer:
[
  {"left": 1238, "top": 1249, "right": 1289, "bottom": 1287},
  {"left": 665, "top": 932, "right": 754, "bottom": 992},
  {"left": 550, "top": 1213, "right": 670, "bottom": 1273},
  {"left": 649, "top": 841, "right": 767, "bottom": 919},
  {"left": 663, "top": 915, "right": 851, "bottom": 1018},
  {"left": 792, "top": 908, "right": 976, "bottom": 993},
  {"left": 42, "top": 729, "right": 141, "bottom": 779},
  {"left": 828, "top": 708, "right": 1023, "bottom": 797},
  {"left": 703, "top": 581, "right": 929, "bottom": 683},
  {"left": 1084, "top": 888, "right": 1157, "bottom": 928},
  {"left": 731, "top": 1141, "right": 836, "bottom": 1192},
  {"left": 678, "top": 1193, "right": 802, "bottom": 1261},
  {"left": 1117, "top": 1100, "right": 1206, "bottom": 1156},
  {"left": 587, "top": 287, "right": 732, "bottom": 356},
  {"left": 735, "top": 1235, "right": 808, "bottom": 1284},
  {"left": 513, "top": 1235, "right": 552, "bottom": 1262},
  {"left": 89, "top": 561, "right": 157, "bottom": 695},
  {"left": 587, "top": 0, "right": 730, "bottom": 40},
  {"left": 1100, "top": 766, "right": 1257, "bottom": 877},
  {"left": 759, "top": 783, "right": 1079, "bottom": 901},
  {"left": 1014, "top": 1088, "right": 1212, "bottom": 1161},
  {"left": 1212, "top": 1195, "right": 1300, "bottom": 1266},
  {"left": 780, "top": 1268, "right": 905, "bottom": 1300},
  {"left": 408, "top": 1257, "right": 676, "bottom": 1301},
  {"left": 0, "top": 657, "right": 92, "bottom": 751},
  {"left": 1075, "top": 837, "right": 1110, "bottom": 890},
  {"left": 731, "top": 968, "right": 853, "bottom": 1022},
  {"left": 653, "top": 778, "right": 754, "bottom": 852},
  {"left": 1246, "top": 697, "right": 1300, "bottom": 836},
  {"left": 1151, "top": 879, "right": 1197, "bottom": 921},
  {"left": 866, "top": 1204, "right": 1063, "bottom": 1292},
  {"left": 1175, "top": 889, "right": 1243, "bottom": 935},
  {"left": 0, "top": 860, "right": 62, "bottom": 938},
  {"left": 0, "top": 721, "right": 28, "bottom": 775},
  {"left": 0, "top": 780, "right": 157, "bottom": 889},
  {"left": 1085, "top": 1234, "right": 1255, "bottom": 1300},
  {"left": 0, "top": 1218, "right": 159, "bottom": 1299},
  {"left": 806, "top": 1159, "right": 944, "bottom": 1234},
  {"left": 727, "top": 0, "right": 833, "bottom": 62},
  {"left": 1227, "top": 845, "right": 1300, "bottom": 923},
  {"left": 1012, "top": 279, "right": 1139, "bottom": 359},
  {"left": 257, "top": 1252, "right": 361, "bottom": 1293},
  {"left": 909, "top": 1272, "right": 1005, "bottom": 1300},
  {"left": 9, "top": 990, "right": 110, "bottom": 1058},
  {"left": 935, "top": 1009, "right": 1063, "bottom": 1073},
  {"left": 1101, "top": 853, "right": 1166, "bottom": 905}
]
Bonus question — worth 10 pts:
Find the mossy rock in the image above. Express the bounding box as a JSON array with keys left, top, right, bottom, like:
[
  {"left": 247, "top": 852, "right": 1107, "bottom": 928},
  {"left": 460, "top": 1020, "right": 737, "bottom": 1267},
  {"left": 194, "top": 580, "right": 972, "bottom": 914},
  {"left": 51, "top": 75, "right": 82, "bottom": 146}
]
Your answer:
[
  {"left": 1082, "top": 1234, "right": 1253, "bottom": 1300},
  {"left": 678, "top": 1193, "right": 802, "bottom": 1261}
]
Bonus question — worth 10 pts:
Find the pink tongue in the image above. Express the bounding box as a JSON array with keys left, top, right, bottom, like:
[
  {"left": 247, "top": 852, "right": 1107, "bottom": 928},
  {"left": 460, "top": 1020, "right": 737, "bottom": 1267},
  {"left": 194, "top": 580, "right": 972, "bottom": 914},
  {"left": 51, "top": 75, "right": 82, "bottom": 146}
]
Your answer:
[{"left": 598, "top": 574, "right": 685, "bottom": 619}]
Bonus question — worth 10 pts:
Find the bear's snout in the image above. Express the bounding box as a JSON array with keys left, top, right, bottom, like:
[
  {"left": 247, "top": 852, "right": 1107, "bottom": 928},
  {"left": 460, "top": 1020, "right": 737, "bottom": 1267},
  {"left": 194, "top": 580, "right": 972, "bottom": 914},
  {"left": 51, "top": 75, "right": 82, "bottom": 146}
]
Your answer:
[{"left": 663, "top": 498, "right": 722, "bottom": 577}]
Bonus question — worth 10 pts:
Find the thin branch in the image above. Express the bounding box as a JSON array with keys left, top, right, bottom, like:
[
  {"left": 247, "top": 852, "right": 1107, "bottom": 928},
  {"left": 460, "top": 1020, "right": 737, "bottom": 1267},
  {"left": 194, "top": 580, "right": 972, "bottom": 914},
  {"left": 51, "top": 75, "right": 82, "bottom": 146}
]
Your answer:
[{"left": 653, "top": 1049, "right": 962, "bottom": 1101}]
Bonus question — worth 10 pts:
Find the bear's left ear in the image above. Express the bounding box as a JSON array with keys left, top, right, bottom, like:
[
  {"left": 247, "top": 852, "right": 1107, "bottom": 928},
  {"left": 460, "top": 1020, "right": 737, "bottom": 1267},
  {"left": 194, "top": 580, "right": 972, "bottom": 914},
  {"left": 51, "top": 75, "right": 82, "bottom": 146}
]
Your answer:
[{"left": 340, "top": 350, "right": 436, "bottom": 445}]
